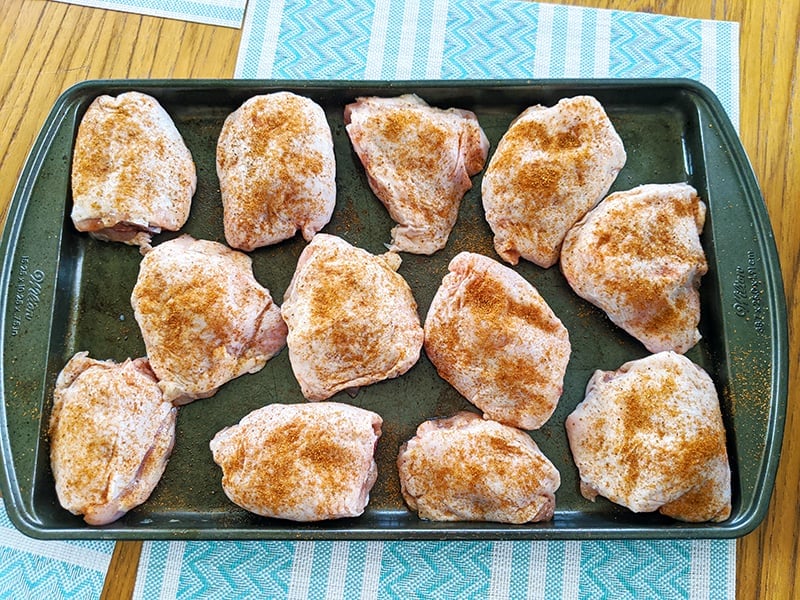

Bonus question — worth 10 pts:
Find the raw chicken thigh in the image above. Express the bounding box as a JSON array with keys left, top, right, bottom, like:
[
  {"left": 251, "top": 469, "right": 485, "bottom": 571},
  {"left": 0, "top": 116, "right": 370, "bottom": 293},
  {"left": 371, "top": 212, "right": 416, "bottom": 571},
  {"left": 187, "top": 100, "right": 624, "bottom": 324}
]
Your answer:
[
  {"left": 71, "top": 91, "right": 196, "bottom": 252},
  {"left": 424, "top": 252, "right": 570, "bottom": 430},
  {"left": 565, "top": 351, "right": 731, "bottom": 523},
  {"left": 131, "top": 235, "right": 287, "bottom": 404},
  {"left": 482, "top": 95, "right": 626, "bottom": 267},
  {"left": 217, "top": 92, "right": 336, "bottom": 251},
  {"left": 397, "top": 412, "right": 560, "bottom": 523},
  {"left": 210, "top": 402, "right": 382, "bottom": 521},
  {"left": 281, "top": 233, "right": 424, "bottom": 400},
  {"left": 344, "top": 94, "right": 489, "bottom": 254},
  {"left": 560, "top": 182, "right": 707, "bottom": 354},
  {"left": 49, "top": 352, "right": 176, "bottom": 525}
]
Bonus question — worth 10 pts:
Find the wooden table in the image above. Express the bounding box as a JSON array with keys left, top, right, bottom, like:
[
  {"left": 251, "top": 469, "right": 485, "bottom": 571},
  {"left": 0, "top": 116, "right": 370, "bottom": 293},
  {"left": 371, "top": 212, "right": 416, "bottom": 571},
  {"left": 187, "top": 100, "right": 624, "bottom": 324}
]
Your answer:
[{"left": 0, "top": 1, "right": 796, "bottom": 598}]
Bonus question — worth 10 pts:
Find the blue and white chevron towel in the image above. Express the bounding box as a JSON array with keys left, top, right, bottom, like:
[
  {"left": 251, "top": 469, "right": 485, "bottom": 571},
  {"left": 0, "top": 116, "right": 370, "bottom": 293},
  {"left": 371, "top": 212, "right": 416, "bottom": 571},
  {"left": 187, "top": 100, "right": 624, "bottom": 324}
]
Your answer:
[
  {"left": 236, "top": 0, "right": 739, "bottom": 126},
  {"left": 52, "top": 0, "right": 247, "bottom": 28},
  {"left": 0, "top": 503, "right": 113, "bottom": 599},
  {"left": 132, "top": 538, "right": 735, "bottom": 599}
]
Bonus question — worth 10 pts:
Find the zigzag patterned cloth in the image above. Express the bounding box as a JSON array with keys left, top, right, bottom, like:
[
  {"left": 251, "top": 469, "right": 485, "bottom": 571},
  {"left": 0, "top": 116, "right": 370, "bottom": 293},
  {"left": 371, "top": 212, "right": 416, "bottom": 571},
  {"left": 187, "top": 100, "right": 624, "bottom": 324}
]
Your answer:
[
  {"left": 133, "top": 1, "right": 739, "bottom": 599},
  {"left": 0, "top": 503, "right": 113, "bottom": 599},
  {"left": 237, "top": 0, "right": 739, "bottom": 125},
  {"left": 133, "top": 538, "right": 735, "bottom": 599}
]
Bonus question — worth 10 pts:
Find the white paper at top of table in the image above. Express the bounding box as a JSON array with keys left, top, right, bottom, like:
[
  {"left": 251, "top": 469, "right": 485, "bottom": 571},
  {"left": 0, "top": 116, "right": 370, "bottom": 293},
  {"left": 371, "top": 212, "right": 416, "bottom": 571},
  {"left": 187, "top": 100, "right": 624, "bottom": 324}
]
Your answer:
[{"left": 52, "top": 0, "right": 247, "bottom": 28}]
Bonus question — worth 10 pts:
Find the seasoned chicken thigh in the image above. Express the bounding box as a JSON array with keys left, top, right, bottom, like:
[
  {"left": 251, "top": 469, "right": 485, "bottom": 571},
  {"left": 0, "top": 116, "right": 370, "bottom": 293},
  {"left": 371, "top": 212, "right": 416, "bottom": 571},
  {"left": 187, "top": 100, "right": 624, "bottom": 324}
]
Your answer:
[
  {"left": 210, "top": 402, "right": 382, "bottom": 521},
  {"left": 49, "top": 352, "right": 176, "bottom": 525},
  {"left": 397, "top": 412, "right": 560, "bottom": 523},
  {"left": 344, "top": 94, "right": 489, "bottom": 254},
  {"left": 560, "top": 183, "right": 707, "bottom": 353},
  {"left": 217, "top": 92, "right": 336, "bottom": 251},
  {"left": 566, "top": 351, "right": 731, "bottom": 523},
  {"left": 131, "top": 235, "right": 287, "bottom": 404},
  {"left": 424, "top": 252, "right": 570, "bottom": 430},
  {"left": 482, "top": 95, "right": 626, "bottom": 267},
  {"left": 71, "top": 91, "right": 196, "bottom": 252},
  {"left": 282, "top": 234, "right": 424, "bottom": 400}
]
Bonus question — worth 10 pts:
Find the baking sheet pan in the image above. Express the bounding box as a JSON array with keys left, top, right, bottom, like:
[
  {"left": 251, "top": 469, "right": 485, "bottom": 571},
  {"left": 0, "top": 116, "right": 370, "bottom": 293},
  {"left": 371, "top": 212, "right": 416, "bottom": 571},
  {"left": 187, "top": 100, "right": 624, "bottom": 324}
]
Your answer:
[{"left": 0, "top": 79, "right": 787, "bottom": 540}]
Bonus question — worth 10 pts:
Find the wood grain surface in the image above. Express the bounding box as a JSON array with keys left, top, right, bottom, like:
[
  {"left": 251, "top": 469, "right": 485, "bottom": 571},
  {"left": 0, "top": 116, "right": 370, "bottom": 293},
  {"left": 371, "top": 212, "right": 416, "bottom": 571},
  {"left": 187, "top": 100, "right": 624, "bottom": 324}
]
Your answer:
[{"left": 0, "top": 1, "right": 796, "bottom": 599}]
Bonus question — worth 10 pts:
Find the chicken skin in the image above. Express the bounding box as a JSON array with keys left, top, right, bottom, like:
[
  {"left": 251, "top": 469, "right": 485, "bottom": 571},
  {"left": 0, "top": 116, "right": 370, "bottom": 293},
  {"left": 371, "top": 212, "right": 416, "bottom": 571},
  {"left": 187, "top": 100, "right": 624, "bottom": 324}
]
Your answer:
[
  {"left": 565, "top": 351, "right": 731, "bottom": 523},
  {"left": 217, "top": 92, "right": 336, "bottom": 251},
  {"left": 344, "top": 94, "right": 489, "bottom": 254},
  {"left": 281, "top": 234, "right": 424, "bottom": 400},
  {"left": 397, "top": 412, "right": 560, "bottom": 523},
  {"left": 424, "top": 252, "right": 570, "bottom": 430},
  {"left": 49, "top": 352, "right": 176, "bottom": 525},
  {"left": 71, "top": 91, "right": 196, "bottom": 252},
  {"left": 131, "top": 235, "right": 287, "bottom": 405},
  {"left": 210, "top": 402, "right": 382, "bottom": 521},
  {"left": 560, "top": 183, "right": 707, "bottom": 354},
  {"left": 482, "top": 95, "right": 626, "bottom": 267}
]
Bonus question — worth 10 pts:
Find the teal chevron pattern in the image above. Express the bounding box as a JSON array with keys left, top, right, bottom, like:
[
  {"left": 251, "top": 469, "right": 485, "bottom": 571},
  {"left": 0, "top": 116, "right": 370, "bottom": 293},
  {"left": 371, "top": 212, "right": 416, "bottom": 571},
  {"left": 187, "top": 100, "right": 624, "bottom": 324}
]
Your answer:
[
  {"left": 608, "top": 11, "right": 703, "bottom": 78},
  {"left": 442, "top": 0, "right": 538, "bottom": 79},
  {"left": 237, "top": 0, "right": 739, "bottom": 126},
  {"left": 0, "top": 504, "right": 114, "bottom": 599},
  {"left": 180, "top": 541, "right": 294, "bottom": 597},
  {"left": 580, "top": 540, "right": 691, "bottom": 599},
  {"left": 273, "top": 0, "right": 376, "bottom": 79},
  {"left": 133, "top": 539, "right": 736, "bottom": 599},
  {"left": 380, "top": 542, "right": 493, "bottom": 598}
]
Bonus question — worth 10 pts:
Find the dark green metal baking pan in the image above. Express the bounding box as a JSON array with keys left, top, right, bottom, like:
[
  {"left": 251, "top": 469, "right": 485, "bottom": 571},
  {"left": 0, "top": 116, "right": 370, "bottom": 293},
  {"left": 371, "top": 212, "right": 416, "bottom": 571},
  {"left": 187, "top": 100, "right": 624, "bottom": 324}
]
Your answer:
[{"left": 0, "top": 79, "right": 787, "bottom": 540}]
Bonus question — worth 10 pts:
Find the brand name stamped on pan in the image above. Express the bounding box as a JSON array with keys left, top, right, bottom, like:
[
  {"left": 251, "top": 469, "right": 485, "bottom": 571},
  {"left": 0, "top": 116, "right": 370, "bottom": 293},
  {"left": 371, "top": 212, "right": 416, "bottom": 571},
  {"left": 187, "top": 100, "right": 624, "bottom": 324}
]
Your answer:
[
  {"left": 10, "top": 255, "right": 46, "bottom": 337},
  {"left": 732, "top": 249, "right": 766, "bottom": 334}
]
